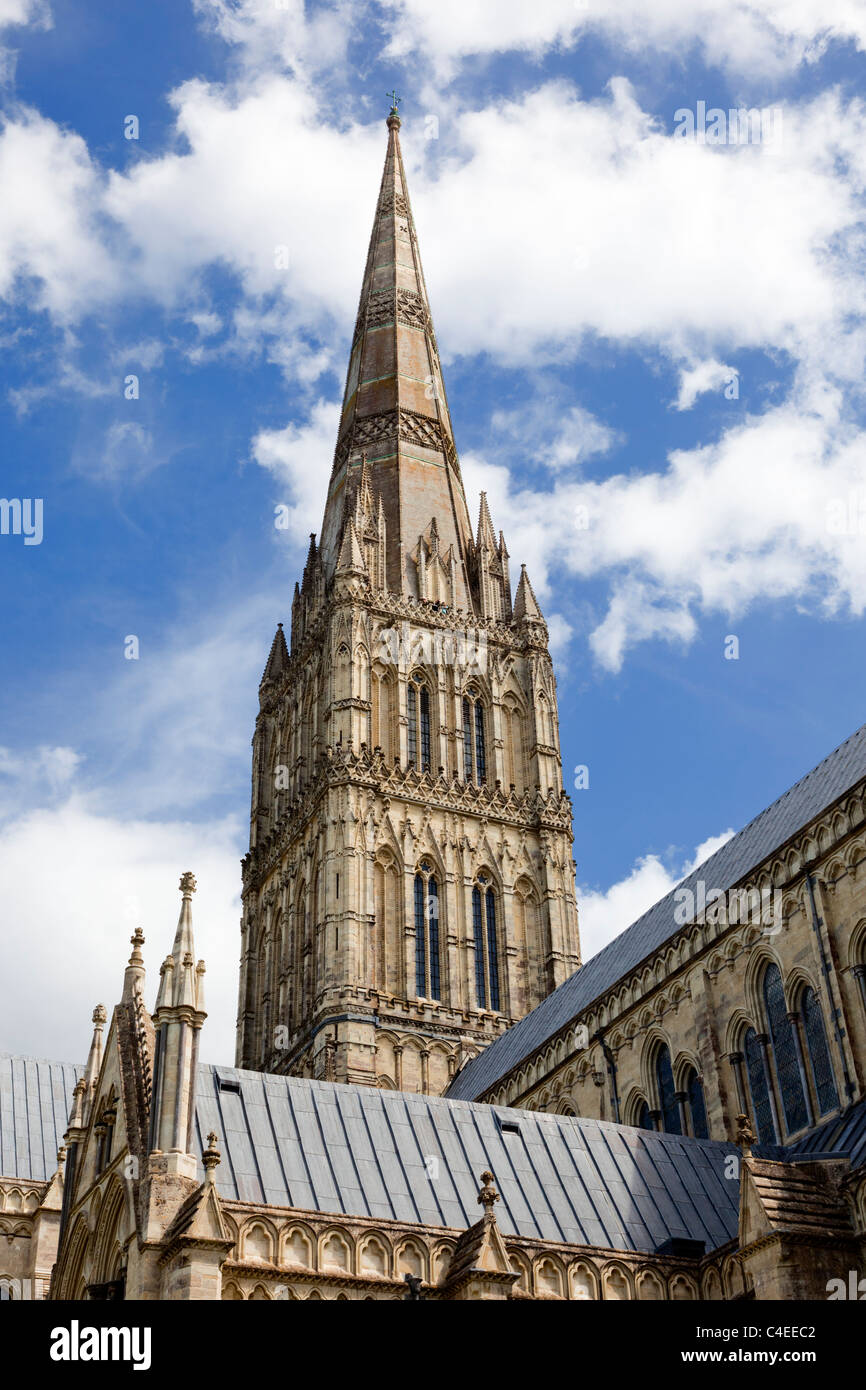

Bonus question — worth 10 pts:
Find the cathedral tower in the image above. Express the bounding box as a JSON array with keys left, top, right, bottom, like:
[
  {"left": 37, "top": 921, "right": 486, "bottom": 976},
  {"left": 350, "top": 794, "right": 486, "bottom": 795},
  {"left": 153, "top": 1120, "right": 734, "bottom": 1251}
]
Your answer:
[{"left": 236, "top": 103, "right": 581, "bottom": 1092}]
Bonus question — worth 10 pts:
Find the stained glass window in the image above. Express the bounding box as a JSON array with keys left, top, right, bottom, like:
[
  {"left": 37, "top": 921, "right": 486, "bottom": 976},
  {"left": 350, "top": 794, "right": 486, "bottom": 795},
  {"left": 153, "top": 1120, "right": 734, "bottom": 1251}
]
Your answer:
[
  {"left": 763, "top": 964, "right": 807, "bottom": 1134},
  {"left": 462, "top": 689, "right": 487, "bottom": 784},
  {"left": 414, "top": 873, "right": 425, "bottom": 996},
  {"left": 486, "top": 889, "right": 500, "bottom": 1011},
  {"left": 686, "top": 1068, "right": 709, "bottom": 1140},
  {"left": 472, "top": 887, "right": 485, "bottom": 1007},
  {"left": 414, "top": 868, "right": 440, "bottom": 1000},
  {"left": 655, "top": 1045, "right": 681, "bottom": 1134},
  {"left": 744, "top": 1027, "right": 776, "bottom": 1144},
  {"left": 408, "top": 677, "right": 430, "bottom": 771},
  {"left": 800, "top": 987, "right": 838, "bottom": 1117}
]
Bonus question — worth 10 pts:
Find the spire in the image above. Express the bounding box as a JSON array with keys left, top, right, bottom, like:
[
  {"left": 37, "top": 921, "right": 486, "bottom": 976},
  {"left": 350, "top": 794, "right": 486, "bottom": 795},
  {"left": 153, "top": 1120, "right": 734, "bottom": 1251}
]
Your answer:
[
  {"left": 149, "top": 872, "right": 207, "bottom": 1172},
  {"left": 476, "top": 492, "right": 497, "bottom": 550},
  {"left": 318, "top": 106, "right": 475, "bottom": 605},
  {"left": 170, "top": 872, "right": 198, "bottom": 976},
  {"left": 513, "top": 564, "right": 544, "bottom": 622},
  {"left": 261, "top": 622, "right": 289, "bottom": 686},
  {"left": 83, "top": 1004, "right": 107, "bottom": 1100},
  {"left": 335, "top": 515, "right": 367, "bottom": 575},
  {"left": 123, "top": 927, "right": 146, "bottom": 1002}
]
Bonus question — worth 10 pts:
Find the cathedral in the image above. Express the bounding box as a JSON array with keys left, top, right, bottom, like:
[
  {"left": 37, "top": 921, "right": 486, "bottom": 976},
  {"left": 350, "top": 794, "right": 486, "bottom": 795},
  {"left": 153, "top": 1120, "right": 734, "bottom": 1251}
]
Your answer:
[{"left": 1, "top": 105, "right": 865, "bottom": 1303}]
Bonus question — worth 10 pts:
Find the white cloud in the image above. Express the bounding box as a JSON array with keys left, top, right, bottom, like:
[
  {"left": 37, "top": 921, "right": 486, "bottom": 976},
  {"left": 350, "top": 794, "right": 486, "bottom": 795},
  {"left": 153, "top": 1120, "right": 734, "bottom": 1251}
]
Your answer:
[
  {"left": 492, "top": 400, "right": 619, "bottom": 470},
  {"left": 192, "top": 0, "right": 352, "bottom": 77},
  {"left": 0, "top": 796, "right": 241, "bottom": 1065},
  {"left": 0, "top": 744, "right": 80, "bottom": 817},
  {"left": 382, "top": 0, "right": 866, "bottom": 81},
  {"left": 0, "top": 108, "right": 122, "bottom": 319},
  {"left": 252, "top": 397, "right": 341, "bottom": 544},
  {"left": 88, "top": 592, "right": 281, "bottom": 818},
  {"left": 465, "top": 380, "right": 866, "bottom": 670},
  {"left": 675, "top": 358, "right": 737, "bottom": 410},
  {"left": 0, "top": 0, "right": 50, "bottom": 31},
  {"left": 578, "top": 829, "right": 734, "bottom": 961}
]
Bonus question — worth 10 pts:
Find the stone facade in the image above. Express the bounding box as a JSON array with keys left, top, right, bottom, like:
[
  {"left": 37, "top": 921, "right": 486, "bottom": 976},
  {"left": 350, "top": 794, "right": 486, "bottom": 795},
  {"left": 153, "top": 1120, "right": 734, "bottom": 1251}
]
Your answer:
[
  {"left": 235, "top": 107, "right": 580, "bottom": 1093},
  {"left": 473, "top": 771, "right": 866, "bottom": 1154}
]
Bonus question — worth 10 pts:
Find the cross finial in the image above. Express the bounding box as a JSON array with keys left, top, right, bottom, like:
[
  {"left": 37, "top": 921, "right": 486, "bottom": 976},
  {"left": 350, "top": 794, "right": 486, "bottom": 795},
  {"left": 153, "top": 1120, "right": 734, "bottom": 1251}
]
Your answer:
[
  {"left": 202, "top": 1128, "right": 222, "bottom": 1173},
  {"left": 386, "top": 89, "right": 401, "bottom": 113},
  {"left": 477, "top": 1170, "right": 499, "bottom": 1218}
]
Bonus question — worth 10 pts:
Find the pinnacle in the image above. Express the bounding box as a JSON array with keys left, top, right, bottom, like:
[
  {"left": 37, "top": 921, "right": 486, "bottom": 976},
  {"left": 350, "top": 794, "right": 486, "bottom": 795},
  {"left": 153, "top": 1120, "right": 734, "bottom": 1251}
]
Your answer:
[
  {"left": 476, "top": 492, "right": 497, "bottom": 550},
  {"left": 513, "top": 564, "right": 544, "bottom": 622},
  {"left": 336, "top": 516, "right": 367, "bottom": 574},
  {"left": 261, "top": 622, "right": 289, "bottom": 686}
]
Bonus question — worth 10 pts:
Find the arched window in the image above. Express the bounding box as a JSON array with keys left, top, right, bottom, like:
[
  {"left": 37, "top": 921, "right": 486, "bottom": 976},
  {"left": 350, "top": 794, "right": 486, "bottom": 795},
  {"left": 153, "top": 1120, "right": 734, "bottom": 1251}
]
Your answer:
[
  {"left": 471, "top": 876, "right": 500, "bottom": 1011},
  {"left": 371, "top": 667, "right": 394, "bottom": 763},
  {"left": 462, "top": 688, "right": 486, "bottom": 784},
  {"left": 654, "top": 1045, "right": 681, "bottom": 1134},
  {"left": 407, "top": 675, "right": 431, "bottom": 772},
  {"left": 636, "top": 1100, "right": 654, "bottom": 1131},
  {"left": 502, "top": 697, "right": 526, "bottom": 791},
  {"left": 762, "top": 963, "right": 808, "bottom": 1134},
  {"left": 744, "top": 1026, "right": 776, "bottom": 1144},
  {"left": 799, "top": 987, "right": 838, "bottom": 1117},
  {"left": 414, "top": 863, "right": 440, "bottom": 1000},
  {"left": 684, "top": 1067, "right": 709, "bottom": 1140}
]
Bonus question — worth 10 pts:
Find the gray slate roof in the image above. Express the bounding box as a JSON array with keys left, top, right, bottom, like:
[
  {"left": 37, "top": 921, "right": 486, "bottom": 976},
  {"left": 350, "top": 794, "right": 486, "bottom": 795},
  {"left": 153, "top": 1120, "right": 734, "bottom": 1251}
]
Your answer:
[
  {"left": 447, "top": 720, "right": 866, "bottom": 1102},
  {"left": 775, "top": 1096, "right": 866, "bottom": 1169},
  {"left": 0, "top": 1054, "right": 82, "bottom": 1182},
  {"left": 193, "top": 1064, "right": 739, "bottom": 1254}
]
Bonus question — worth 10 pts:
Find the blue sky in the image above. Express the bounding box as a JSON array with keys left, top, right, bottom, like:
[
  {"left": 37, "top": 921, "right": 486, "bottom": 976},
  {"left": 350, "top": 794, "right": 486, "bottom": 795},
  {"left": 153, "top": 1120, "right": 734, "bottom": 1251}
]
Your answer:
[{"left": 1, "top": 0, "right": 865, "bottom": 1064}]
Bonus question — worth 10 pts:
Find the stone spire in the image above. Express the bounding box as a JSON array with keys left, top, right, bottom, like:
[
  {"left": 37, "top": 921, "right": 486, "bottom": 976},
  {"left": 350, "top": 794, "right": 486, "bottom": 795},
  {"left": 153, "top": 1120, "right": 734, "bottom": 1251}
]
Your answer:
[
  {"left": 317, "top": 104, "right": 475, "bottom": 605},
  {"left": 149, "top": 873, "right": 207, "bottom": 1177},
  {"left": 82, "top": 1004, "right": 107, "bottom": 1107},
  {"left": 513, "top": 564, "right": 544, "bottom": 623},
  {"left": 260, "top": 622, "right": 289, "bottom": 688}
]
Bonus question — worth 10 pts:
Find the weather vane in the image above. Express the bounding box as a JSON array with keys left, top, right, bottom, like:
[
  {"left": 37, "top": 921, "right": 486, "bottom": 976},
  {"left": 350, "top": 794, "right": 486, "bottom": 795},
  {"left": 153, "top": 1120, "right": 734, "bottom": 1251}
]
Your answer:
[{"left": 386, "top": 89, "right": 401, "bottom": 113}]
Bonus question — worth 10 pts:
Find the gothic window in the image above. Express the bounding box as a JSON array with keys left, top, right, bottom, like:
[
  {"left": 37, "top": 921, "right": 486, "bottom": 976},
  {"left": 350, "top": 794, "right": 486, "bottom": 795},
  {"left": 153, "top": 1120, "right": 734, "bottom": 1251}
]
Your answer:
[
  {"left": 654, "top": 1045, "right": 681, "bottom": 1134},
  {"left": 471, "top": 876, "right": 501, "bottom": 1011},
  {"left": 371, "top": 666, "right": 394, "bottom": 763},
  {"left": 762, "top": 963, "right": 808, "bottom": 1134},
  {"left": 502, "top": 697, "right": 526, "bottom": 791},
  {"left": 537, "top": 691, "right": 551, "bottom": 745},
  {"left": 799, "top": 986, "right": 839, "bottom": 1117},
  {"left": 407, "top": 675, "right": 431, "bottom": 772},
  {"left": 414, "top": 863, "right": 440, "bottom": 1000},
  {"left": 744, "top": 1026, "right": 776, "bottom": 1144},
  {"left": 637, "top": 1100, "right": 654, "bottom": 1131},
  {"left": 462, "top": 688, "right": 486, "bottom": 784},
  {"left": 684, "top": 1067, "right": 709, "bottom": 1140}
]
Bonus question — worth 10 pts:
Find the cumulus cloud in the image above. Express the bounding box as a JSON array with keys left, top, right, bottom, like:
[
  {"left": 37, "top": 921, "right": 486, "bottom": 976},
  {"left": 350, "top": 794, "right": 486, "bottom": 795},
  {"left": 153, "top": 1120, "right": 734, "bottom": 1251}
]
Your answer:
[
  {"left": 0, "top": 108, "right": 122, "bottom": 319},
  {"left": 675, "top": 358, "right": 738, "bottom": 410},
  {"left": 492, "top": 400, "right": 619, "bottom": 471},
  {"left": 578, "top": 829, "right": 735, "bottom": 960},
  {"left": 0, "top": 796, "right": 242, "bottom": 1064},
  {"left": 382, "top": 0, "right": 866, "bottom": 81},
  {"left": 465, "top": 378, "right": 866, "bottom": 670},
  {"left": 252, "top": 397, "right": 341, "bottom": 544}
]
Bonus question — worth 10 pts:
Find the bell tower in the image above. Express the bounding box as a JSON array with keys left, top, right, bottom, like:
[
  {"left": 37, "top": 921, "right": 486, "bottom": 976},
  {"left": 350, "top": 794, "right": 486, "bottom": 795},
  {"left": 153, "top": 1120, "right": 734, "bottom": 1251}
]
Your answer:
[{"left": 236, "top": 101, "right": 581, "bottom": 1093}]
